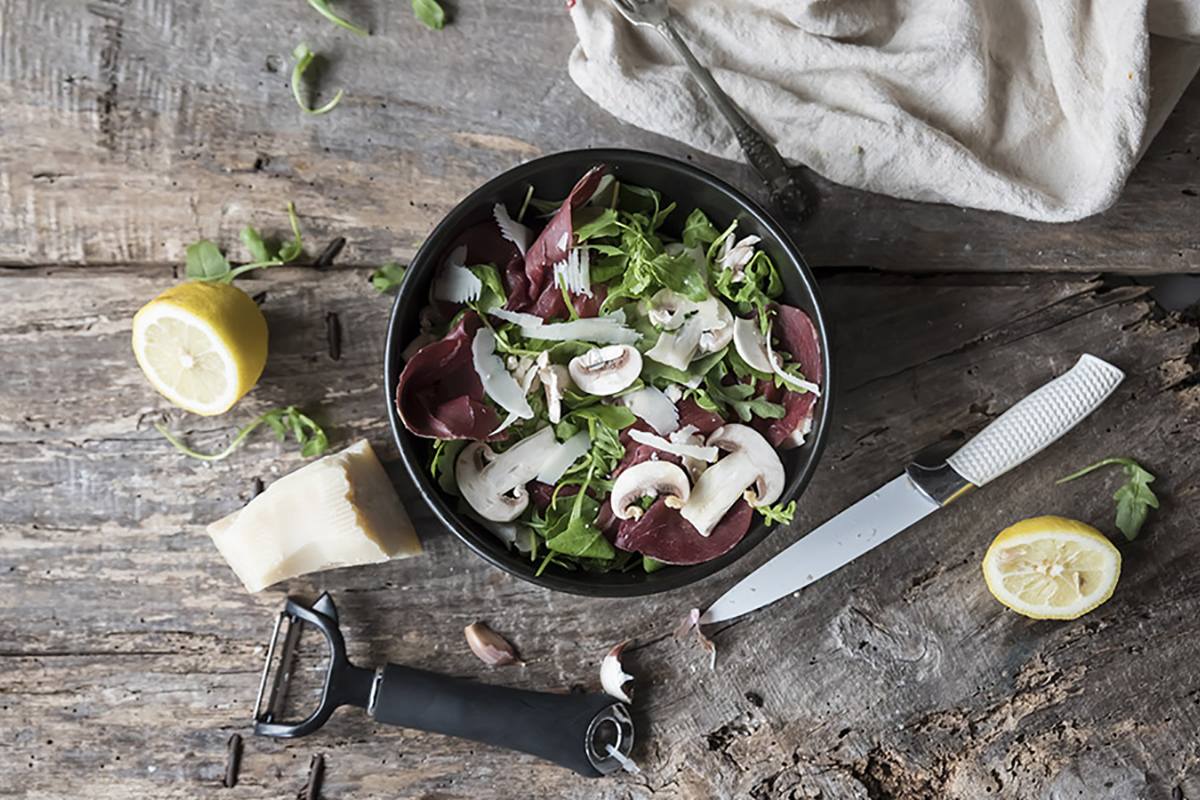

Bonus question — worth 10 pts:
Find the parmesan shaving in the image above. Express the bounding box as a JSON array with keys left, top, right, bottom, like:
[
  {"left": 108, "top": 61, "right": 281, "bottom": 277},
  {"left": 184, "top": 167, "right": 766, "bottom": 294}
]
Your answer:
[
  {"left": 765, "top": 325, "right": 822, "bottom": 396},
  {"left": 493, "top": 203, "right": 531, "bottom": 256},
  {"left": 472, "top": 327, "right": 534, "bottom": 426},
  {"left": 619, "top": 387, "right": 679, "bottom": 435},
  {"left": 554, "top": 247, "right": 592, "bottom": 296},
  {"left": 535, "top": 431, "right": 590, "bottom": 485},
  {"left": 488, "top": 308, "right": 640, "bottom": 345},
  {"left": 433, "top": 245, "right": 482, "bottom": 303},
  {"left": 629, "top": 428, "right": 719, "bottom": 462}
]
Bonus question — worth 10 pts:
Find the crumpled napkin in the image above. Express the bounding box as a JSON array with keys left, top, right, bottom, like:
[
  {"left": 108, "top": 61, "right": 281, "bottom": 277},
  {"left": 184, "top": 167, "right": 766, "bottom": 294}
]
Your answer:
[{"left": 567, "top": 0, "right": 1200, "bottom": 222}]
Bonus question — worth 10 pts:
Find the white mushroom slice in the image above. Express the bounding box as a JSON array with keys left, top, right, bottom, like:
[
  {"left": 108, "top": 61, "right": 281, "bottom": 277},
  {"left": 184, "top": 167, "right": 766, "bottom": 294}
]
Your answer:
[
  {"left": 568, "top": 345, "right": 642, "bottom": 396},
  {"left": 679, "top": 425, "right": 785, "bottom": 537},
  {"left": 433, "top": 245, "right": 482, "bottom": 304},
  {"left": 600, "top": 640, "right": 634, "bottom": 703},
  {"left": 472, "top": 328, "right": 534, "bottom": 428},
  {"left": 473, "top": 516, "right": 536, "bottom": 553},
  {"left": 610, "top": 461, "right": 691, "bottom": 520},
  {"left": 533, "top": 351, "right": 571, "bottom": 424},
  {"left": 535, "top": 431, "right": 590, "bottom": 485},
  {"left": 765, "top": 324, "right": 822, "bottom": 396},
  {"left": 488, "top": 308, "right": 640, "bottom": 345},
  {"left": 644, "top": 290, "right": 733, "bottom": 370},
  {"left": 493, "top": 203, "right": 531, "bottom": 256},
  {"left": 733, "top": 317, "right": 774, "bottom": 373},
  {"left": 664, "top": 384, "right": 684, "bottom": 403},
  {"left": 455, "top": 427, "right": 558, "bottom": 522},
  {"left": 618, "top": 386, "right": 679, "bottom": 435},
  {"left": 628, "top": 428, "right": 719, "bottom": 463},
  {"left": 719, "top": 234, "right": 762, "bottom": 283}
]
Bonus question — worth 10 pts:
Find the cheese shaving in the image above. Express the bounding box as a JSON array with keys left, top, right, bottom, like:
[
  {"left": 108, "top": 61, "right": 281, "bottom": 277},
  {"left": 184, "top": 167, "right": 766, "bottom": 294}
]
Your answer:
[
  {"left": 553, "top": 247, "right": 592, "bottom": 296},
  {"left": 619, "top": 387, "right": 679, "bottom": 435},
  {"left": 433, "top": 245, "right": 482, "bottom": 303},
  {"left": 535, "top": 431, "right": 590, "bottom": 485},
  {"left": 488, "top": 308, "right": 640, "bottom": 345},
  {"left": 493, "top": 203, "right": 531, "bottom": 256},
  {"left": 472, "top": 327, "right": 534, "bottom": 428},
  {"left": 629, "top": 428, "right": 719, "bottom": 462},
  {"left": 765, "top": 324, "right": 822, "bottom": 395}
]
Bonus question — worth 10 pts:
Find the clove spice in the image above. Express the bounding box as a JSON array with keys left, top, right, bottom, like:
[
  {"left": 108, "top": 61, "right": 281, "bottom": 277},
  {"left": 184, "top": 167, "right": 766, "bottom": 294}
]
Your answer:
[
  {"left": 222, "top": 733, "right": 242, "bottom": 789},
  {"left": 303, "top": 753, "right": 324, "bottom": 800}
]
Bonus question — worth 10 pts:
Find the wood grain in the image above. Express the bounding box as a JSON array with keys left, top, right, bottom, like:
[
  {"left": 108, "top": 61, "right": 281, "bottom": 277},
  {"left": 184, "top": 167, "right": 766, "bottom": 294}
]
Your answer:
[
  {"left": 0, "top": 0, "right": 1197, "bottom": 273},
  {"left": 2, "top": 265, "right": 1198, "bottom": 799}
]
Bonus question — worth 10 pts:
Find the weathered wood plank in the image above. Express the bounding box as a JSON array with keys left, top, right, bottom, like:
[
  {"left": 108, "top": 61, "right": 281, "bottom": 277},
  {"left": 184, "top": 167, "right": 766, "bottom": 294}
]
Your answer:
[
  {"left": 0, "top": 0, "right": 1197, "bottom": 272},
  {"left": 1, "top": 265, "right": 1198, "bottom": 798}
]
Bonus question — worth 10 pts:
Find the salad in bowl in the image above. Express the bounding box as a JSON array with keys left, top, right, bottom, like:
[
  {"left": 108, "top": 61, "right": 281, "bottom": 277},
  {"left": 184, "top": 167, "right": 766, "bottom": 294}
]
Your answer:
[{"left": 394, "top": 164, "right": 823, "bottom": 579}]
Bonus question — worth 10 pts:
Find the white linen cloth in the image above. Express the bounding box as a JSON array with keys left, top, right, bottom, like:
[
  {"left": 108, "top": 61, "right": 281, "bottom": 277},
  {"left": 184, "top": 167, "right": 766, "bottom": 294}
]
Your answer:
[{"left": 567, "top": 0, "right": 1200, "bottom": 221}]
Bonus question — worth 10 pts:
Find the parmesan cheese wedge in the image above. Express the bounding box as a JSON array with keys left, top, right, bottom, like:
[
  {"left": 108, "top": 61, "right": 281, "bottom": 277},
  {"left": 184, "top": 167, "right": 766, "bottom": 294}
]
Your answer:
[{"left": 206, "top": 439, "right": 421, "bottom": 592}]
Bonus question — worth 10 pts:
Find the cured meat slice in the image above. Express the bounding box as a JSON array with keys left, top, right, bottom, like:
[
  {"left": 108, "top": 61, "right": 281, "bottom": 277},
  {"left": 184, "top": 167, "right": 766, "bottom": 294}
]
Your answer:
[
  {"left": 395, "top": 311, "right": 504, "bottom": 441},
  {"left": 614, "top": 499, "right": 754, "bottom": 565},
  {"left": 529, "top": 280, "right": 608, "bottom": 322},
  {"left": 522, "top": 166, "right": 605, "bottom": 306},
  {"left": 439, "top": 220, "right": 529, "bottom": 313},
  {"left": 753, "top": 305, "right": 823, "bottom": 447},
  {"left": 676, "top": 398, "right": 726, "bottom": 435}
]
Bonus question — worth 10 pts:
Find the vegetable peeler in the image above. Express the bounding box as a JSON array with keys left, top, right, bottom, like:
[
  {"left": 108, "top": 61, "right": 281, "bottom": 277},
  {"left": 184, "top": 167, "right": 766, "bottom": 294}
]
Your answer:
[{"left": 253, "top": 593, "right": 636, "bottom": 777}]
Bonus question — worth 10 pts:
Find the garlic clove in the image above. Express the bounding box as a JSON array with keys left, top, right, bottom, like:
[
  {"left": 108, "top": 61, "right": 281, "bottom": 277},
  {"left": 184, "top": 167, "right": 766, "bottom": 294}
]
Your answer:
[
  {"left": 464, "top": 621, "right": 525, "bottom": 667},
  {"left": 674, "top": 608, "right": 717, "bottom": 670},
  {"left": 600, "top": 640, "right": 634, "bottom": 703}
]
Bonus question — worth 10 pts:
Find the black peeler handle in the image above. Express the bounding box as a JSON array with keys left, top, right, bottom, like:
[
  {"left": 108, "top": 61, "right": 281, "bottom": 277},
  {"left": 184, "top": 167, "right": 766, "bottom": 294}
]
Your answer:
[{"left": 372, "top": 664, "right": 624, "bottom": 777}]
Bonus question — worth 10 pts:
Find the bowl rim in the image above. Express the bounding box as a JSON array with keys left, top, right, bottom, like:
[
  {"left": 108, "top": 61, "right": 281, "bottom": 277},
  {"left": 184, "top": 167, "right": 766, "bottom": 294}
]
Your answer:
[{"left": 384, "top": 147, "right": 833, "bottom": 597}]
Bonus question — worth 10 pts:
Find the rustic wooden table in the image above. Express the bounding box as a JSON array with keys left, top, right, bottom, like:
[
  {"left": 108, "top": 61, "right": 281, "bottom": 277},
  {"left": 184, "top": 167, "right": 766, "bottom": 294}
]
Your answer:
[{"left": 3, "top": 2, "right": 1200, "bottom": 799}]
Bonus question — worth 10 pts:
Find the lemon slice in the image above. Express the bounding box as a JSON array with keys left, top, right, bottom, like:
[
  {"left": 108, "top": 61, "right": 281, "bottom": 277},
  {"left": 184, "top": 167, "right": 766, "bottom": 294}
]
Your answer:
[
  {"left": 983, "top": 516, "right": 1120, "bottom": 620},
  {"left": 132, "top": 281, "right": 268, "bottom": 416}
]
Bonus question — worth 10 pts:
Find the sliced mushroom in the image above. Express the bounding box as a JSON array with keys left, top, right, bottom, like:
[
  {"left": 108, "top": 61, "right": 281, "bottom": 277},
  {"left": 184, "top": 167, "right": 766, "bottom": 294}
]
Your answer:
[
  {"left": 644, "top": 290, "right": 734, "bottom": 370},
  {"left": 732, "top": 317, "right": 774, "bottom": 373},
  {"left": 670, "top": 425, "right": 712, "bottom": 481},
  {"left": 610, "top": 460, "right": 691, "bottom": 520},
  {"left": 455, "top": 426, "right": 558, "bottom": 521},
  {"left": 534, "top": 351, "right": 572, "bottom": 424},
  {"left": 719, "top": 234, "right": 761, "bottom": 283},
  {"left": 679, "top": 425, "right": 784, "bottom": 537},
  {"left": 568, "top": 345, "right": 642, "bottom": 396}
]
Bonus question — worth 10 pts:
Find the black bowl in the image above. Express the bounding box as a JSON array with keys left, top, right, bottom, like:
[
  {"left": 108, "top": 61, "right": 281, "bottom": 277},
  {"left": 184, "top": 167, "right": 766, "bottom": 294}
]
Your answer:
[{"left": 385, "top": 149, "right": 832, "bottom": 596}]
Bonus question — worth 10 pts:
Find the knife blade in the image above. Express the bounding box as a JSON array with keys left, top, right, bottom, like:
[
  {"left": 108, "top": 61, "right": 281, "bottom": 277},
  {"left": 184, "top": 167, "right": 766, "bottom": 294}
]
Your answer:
[{"left": 700, "top": 354, "right": 1126, "bottom": 625}]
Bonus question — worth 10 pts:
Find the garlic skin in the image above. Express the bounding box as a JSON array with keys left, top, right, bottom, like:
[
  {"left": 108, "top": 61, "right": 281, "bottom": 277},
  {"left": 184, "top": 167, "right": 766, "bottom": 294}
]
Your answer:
[
  {"left": 464, "top": 621, "right": 525, "bottom": 667},
  {"left": 600, "top": 640, "right": 634, "bottom": 703}
]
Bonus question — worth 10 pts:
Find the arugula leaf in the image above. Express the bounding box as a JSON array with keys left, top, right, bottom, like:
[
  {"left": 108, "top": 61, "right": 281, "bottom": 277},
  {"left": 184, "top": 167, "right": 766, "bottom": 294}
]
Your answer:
[
  {"left": 429, "top": 438, "right": 465, "bottom": 495},
  {"left": 412, "top": 0, "right": 446, "bottom": 29},
  {"left": 682, "top": 209, "right": 719, "bottom": 249},
  {"left": 291, "top": 43, "right": 344, "bottom": 116},
  {"left": 156, "top": 406, "right": 330, "bottom": 462},
  {"left": 544, "top": 469, "right": 616, "bottom": 560},
  {"left": 240, "top": 227, "right": 275, "bottom": 264},
  {"left": 712, "top": 248, "right": 783, "bottom": 323},
  {"left": 642, "top": 346, "right": 728, "bottom": 387},
  {"left": 185, "top": 241, "right": 232, "bottom": 281},
  {"left": 1057, "top": 457, "right": 1160, "bottom": 540},
  {"left": 643, "top": 556, "right": 667, "bottom": 573},
  {"left": 468, "top": 263, "right": 507, "bottom": 313},
  {"left": 574, "top": 208, "right": 621, "bottom": 242},
  {"left": 276, "top": 202, "right": 304, "bottom": 262},
  {"left": 695, "top": 361, "right": 785, "bottom": 422},
  {"left": 758, "top": 500, "right": 796, "bottom": 527},
  {"left": 307, "top": 0, "right": 369, "bottom": 36},
  {"left": 372, "top": 262, "right": 408, "bottom": 293}
]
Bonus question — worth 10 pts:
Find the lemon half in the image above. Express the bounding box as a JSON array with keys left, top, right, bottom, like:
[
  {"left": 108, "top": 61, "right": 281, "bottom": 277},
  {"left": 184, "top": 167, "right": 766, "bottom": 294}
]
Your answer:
[
  {"left": 982, "top": 516, "right": 1120, "bottom": 620},
  {"left": 132, "top": 281, "right": 268, "bottom": 416}
]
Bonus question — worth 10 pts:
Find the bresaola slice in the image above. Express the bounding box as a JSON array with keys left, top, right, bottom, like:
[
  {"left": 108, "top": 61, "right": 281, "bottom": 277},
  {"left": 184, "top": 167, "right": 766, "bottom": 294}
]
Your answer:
[
  {"left": 615, "top": 499, "right": 754, "bottom": 565},
  {"left": 753, "top": 305, "right": 823, "bottom": 448},
  {"left": 395, "top": 312, "right": 504, "bottom": 441},
  {"left": 440, "top": 220, "right": 529, "bottom": 312},
  {"left": 523, "top": 166, "right": 606, "bottom": 308}
]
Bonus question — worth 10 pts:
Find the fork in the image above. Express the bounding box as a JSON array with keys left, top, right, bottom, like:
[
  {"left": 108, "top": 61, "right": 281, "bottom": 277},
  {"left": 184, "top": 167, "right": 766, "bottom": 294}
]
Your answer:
[{"left": 609, "top": 0, "right": 812, "bottom": 221}]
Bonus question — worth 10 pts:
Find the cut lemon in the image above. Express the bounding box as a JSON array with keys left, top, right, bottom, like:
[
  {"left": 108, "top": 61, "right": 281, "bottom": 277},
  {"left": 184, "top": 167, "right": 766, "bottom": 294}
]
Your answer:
[
  {"left": 982, "top": 516, "right": 1120, "bottom": 620},
  {"left": 132, "top": 281, "right": 268, "bottom": 416}
]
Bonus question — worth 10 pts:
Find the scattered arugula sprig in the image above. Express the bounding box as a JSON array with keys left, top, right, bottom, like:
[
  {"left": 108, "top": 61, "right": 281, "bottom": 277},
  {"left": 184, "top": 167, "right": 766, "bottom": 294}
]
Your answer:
[
  {"left": 371, "top": 262, "right": 408, "bottom": 293},
  {"left": 307, "top": 0, "right": 368, "bottom": 35},
  {"left": 157, "top": 406, "right": 329, "bottom": 462},
  {"left": 758, "top": 500, "right": 796, "bottom": 527},
  {"left": 291, "top": 43, "right": 344, "bottom": 116},
  {"left": 691, "top": 361, "right": 786, "bottom": 422},
  {"left": 186, "top": 204, "right": 304, "bottom": 283},
  {"left": 1057, "top": 457, "right": 1159, "bottom": 540},
  {"left": 413, "top": 0, "right": 446, "bottom": 29}
]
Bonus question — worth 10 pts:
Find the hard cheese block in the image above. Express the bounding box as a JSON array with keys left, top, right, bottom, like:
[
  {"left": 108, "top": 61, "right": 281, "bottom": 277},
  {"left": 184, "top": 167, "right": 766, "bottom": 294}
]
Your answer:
[{"left": 207, "top": 439, "right": 421, "bottom": 592}]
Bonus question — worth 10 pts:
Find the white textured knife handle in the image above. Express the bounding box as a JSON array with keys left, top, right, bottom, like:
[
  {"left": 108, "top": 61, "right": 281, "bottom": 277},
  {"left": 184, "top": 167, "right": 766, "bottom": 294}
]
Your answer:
[{"left": 945, "top": 354, "right": 1124, "bottom": 486}]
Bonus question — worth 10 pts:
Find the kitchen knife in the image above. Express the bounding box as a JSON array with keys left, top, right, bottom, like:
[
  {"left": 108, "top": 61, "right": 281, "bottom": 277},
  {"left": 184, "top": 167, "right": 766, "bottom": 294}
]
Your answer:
[{"left": 700, "top": 354, "right": 1125, "bottom": 625}]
